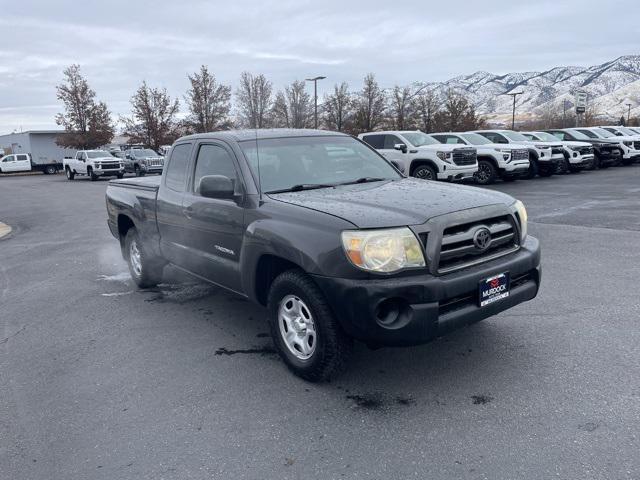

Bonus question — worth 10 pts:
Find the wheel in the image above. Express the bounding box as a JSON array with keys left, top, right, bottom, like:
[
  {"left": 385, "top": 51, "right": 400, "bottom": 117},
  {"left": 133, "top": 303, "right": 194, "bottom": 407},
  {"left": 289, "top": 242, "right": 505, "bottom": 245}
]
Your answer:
[
  {"left": 134, "top": 166, "right": 145, "bottom": 177},
  {"left": 117, "top": 173, "right": 124, "bottom": 179},
  {"left": 124, "top": 228, "right": 164, "bottom": 288},
  {"left": 267, "top": 270, "right": 353, "bottom": 382},
  {"left": 590, "top": 155, "right": 600, "bottom": 170},
  {"left": 88, "top": 167, "right": 98, "bottom": 181},
  {"left": 473, "top": 160, "right": 497, "bottom": 185},
  {"left": 65, "top": 167, "right": 75, "bottom": 180},
  {"left": 556, "top": 157, "right": 570, "bottom": 174},
  {"left": 525, "top": 158, "right": 539, "bottom": 179},
  {"left": 412, "top": 164, "right": 436, "bottom": 181},
  {"left": 44, "top": 165, "right": 57, "bottom": 175}
]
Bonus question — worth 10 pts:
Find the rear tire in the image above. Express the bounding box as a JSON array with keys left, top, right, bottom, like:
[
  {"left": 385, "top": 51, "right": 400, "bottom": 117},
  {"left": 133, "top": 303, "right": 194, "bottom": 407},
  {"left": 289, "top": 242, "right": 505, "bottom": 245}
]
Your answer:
[
  {"left": 267, "top": 270, "right": 353, "bottom": 382},
  {"left": 412, "top": 164, "right": 436, "bottom": 181},
  {"left": 44, "top": 165, "right": 58, "bottom": 175},
  {"left": 124, "top": 228, "right": 164, "bottom": 288},
  {"left": 65, "top": 167, "right": 75, "bottom": 180},
  {"left": 473, "top": 160, "right": 497, "bottom": 185}
]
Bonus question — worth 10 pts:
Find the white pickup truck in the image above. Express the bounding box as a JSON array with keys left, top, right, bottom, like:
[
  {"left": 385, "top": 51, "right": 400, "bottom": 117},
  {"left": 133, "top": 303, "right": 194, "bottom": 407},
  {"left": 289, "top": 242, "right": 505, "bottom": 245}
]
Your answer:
[
  {"left": 63, "top": 150, "right": 125, "bottom": 181},
  {"left": 0, "top": 153, "right": 61, "bottom": 175},
  {"left": 473, "top": 130, "right": 564, "bottom": 179},
  {"left": 358, "top": 130, "right": 477, "bottom": 181},
  {"left": 430, "top": 132, "right": 530, "bottom": 184}
]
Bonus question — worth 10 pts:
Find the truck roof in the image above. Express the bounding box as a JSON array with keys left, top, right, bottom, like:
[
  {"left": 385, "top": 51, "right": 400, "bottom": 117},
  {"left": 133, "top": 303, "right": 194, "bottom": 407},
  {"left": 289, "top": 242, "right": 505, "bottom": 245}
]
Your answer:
[{"left": 178, "top": 129, "right": 350, "bottom": 143}]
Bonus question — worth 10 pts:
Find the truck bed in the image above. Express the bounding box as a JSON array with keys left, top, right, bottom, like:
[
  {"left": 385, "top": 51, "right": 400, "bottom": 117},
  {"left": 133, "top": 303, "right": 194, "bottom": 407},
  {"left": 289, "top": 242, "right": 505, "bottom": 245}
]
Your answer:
[
  {"left": 108, "top": 176, "right": 161, "bottom": 191},
  {"left": 106, "top": 176, "right": 161, "bottom": 244}
]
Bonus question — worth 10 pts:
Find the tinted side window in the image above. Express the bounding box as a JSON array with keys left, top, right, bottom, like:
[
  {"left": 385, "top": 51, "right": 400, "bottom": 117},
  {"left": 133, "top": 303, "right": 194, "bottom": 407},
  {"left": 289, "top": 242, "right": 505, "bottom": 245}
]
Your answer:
[
  {"left": 193, "top": 144, "right": 238, "bottom": 194},
  {"left": 436, "top": 135, "right": 462, "bottom": 144},
  {"left": 361, "top": 135, "right": 384, "bottom": 149},
  {"left": 383, "top": 135, "right": 402, "bottom": 149},
  {"left": 550, "top": 131, "right": 565, "bottom": 140},
  {"left": 165, "top": 143, "right": 192, "bottom": 192},
  {"left": 17, "top": 154, "right": 28, "bottom": 161}
]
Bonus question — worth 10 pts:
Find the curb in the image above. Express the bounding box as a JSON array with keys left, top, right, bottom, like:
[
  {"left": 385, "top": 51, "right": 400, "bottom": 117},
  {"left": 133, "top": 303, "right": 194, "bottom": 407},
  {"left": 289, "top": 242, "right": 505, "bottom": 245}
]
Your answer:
[{"left": 0, "top": 222, "right": 12, "bottom": 239}]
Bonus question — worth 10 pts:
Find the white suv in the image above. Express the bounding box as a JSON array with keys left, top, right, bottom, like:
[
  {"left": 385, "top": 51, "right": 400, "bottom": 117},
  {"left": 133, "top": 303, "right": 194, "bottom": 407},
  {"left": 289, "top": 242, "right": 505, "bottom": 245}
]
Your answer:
[
  {"left": 584, "top": 127, "right": 640, "bottom": 165},
  {"left": 430, "top": 132, "right": 529, "bottom": 185},
  {"left": 358, "top": 131, "right": 477, "bottom": 181},
  {"left": 523, "top": 131, "right": 594, "bottom": 173},
  {"left": 473, "top": 130, "right": 564, "bottom": 178}
]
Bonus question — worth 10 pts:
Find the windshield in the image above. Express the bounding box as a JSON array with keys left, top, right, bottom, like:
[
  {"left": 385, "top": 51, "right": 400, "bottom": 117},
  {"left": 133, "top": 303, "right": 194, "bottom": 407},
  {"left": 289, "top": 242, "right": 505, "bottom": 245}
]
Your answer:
[
  {"left": 565, "top": 129, "right": 590, "bottom": 140},
  {"left": 87, "top": 151, "right": 112, "bottom": 158},
  {"left": 503, "top": 131, "right": 530, "bottom": 142},
  {"left": 239, "top": 136, "right": 401, "bottom": 194},
  {"left": 617, "top": 127, "right": 637, "bottom": 136},
  {"left": 458, "top": 133, "right": 489, "bottom": 145},
  {"left": 132, "top": 149, "right": 159, "bottom": 157},
  {"left": 401, "top": 132, "right": 439, "bottom": 146},
  {"left": 532, "top": 132, "right": 558, "bottom": 142},
  {"left": 576, "top": 129, "right": 599, "bottom": 139},
  {"left": 591, "top": 127, "right": 615, "bottom": 138}
]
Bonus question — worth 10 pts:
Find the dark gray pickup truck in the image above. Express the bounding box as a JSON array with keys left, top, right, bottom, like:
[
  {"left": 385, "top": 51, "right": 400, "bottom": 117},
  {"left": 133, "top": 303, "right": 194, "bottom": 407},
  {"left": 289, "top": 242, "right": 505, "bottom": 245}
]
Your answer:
[{"left": 106, "top": 129, "right": 541, "bottom": 381}]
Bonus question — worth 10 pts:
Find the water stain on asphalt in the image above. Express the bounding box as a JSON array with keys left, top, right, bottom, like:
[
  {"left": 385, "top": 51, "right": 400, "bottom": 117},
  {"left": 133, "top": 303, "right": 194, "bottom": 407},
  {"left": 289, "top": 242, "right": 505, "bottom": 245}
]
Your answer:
[
  {"left": 256, "top": 332, "right": 270, "bottom": 338},
  {"left": 144, "top": 283, "right": 216, "bottom": 304},
  {"left": 578, "top": 422, "right": 599, "bottom": 432},
  {"left": 346, "top": 393, "right": 416, "bottom": 411},
  {"left": 214, "top": 346, "right": 276, "bottom": 356},
  {"left": 471, "top": 394, "right": 494, "bottom": 405}
]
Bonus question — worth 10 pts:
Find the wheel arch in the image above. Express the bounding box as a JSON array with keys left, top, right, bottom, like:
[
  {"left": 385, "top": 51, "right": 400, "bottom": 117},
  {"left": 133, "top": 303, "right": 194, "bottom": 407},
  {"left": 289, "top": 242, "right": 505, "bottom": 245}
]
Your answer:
[{"left": 409, "top": 158, "right": 439, "bottom": 176}]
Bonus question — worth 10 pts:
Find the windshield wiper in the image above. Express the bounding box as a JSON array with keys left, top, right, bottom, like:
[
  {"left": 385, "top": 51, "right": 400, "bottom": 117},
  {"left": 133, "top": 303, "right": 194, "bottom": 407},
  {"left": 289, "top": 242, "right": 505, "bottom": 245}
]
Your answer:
[
  {"left": 339, "top": 177, "right": 387, "bottom": 185},
  {"left": 266, "top": 183, "right": 336, "bottom": 194}
]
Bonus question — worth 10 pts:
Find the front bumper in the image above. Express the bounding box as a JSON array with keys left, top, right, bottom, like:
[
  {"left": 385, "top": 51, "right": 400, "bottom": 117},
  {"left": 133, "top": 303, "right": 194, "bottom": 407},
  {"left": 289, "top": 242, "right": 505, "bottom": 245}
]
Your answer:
[
  {"left": 95, "top": 168, "right": 124, "bottom": 176},
  {"left": 503, "top": 160, "right": 530, "bottom": 173},
  {"left": 568, "top": 153, "right": 594, "bottom": 166},
  {"left": 312, "top": 236, "right": 541, "bottom": 347},
  {"left": 141, "top": 164, "right": 164, "bottom": 173},
  {"left": 437, "top": 164, "right": 478, "bottom": 181}
]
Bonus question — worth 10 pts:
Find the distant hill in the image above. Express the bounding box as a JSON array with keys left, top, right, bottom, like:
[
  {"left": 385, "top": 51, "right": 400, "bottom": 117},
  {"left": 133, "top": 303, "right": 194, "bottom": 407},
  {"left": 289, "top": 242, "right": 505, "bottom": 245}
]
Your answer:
[{"left": 424, "top": 55, "right": 640, "bottom": 125}]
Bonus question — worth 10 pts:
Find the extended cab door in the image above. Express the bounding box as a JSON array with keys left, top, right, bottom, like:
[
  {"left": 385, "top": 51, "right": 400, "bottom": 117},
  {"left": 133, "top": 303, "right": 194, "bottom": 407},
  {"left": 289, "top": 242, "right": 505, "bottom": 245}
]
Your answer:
[
  {"left": 1, "top": 155, "right": 16, "bottom": 172},
  {"left": 179, "top": 142, "right": 245, "bottom": 293},
  {"left": 156, "top": 142, "right": 193, "bottom": 267}
]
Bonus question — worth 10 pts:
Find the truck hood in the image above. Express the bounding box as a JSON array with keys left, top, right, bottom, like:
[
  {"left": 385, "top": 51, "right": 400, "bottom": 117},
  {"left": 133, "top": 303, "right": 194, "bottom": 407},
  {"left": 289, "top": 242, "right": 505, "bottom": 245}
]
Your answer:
[
  {"left": 415, "top": 144, "right": 472, "bottom": 152},
  {"left": 92, "top": 156, "right": 120, "bottom": 161},
  {"left": 476, "top": 142, "right": 529, "bottom": 152},
  {"left": 561, "top": 141, "right": 591, "bottom": 148},
  {"left": 523, "top": 140, "right": 562, "bottom": 148},
  {"left": 269, "top": 177, "right": 515, "bottom": 229}
]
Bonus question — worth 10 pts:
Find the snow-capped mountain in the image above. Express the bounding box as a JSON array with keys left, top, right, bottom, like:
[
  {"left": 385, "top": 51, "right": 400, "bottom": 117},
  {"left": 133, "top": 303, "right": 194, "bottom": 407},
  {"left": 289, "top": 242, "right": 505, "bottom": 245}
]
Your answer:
[{"left": 425, "top": 55, "right": 640, "bottom": 124}]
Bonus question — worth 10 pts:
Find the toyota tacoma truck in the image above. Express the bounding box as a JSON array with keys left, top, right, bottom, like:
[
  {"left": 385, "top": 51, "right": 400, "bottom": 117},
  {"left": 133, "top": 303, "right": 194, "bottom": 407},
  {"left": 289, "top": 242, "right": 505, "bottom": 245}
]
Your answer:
[
  {"left": 473, "top": 130, "right": 563, "bottom": 178},
  {"left": 64, "top": 150, "right": 125, "bottom": 181},
  {"left": 358, "top": 131, "right": 478, "bottom": 181},
  {"left": 105, "top": 129, "right": 541, "bottom": 381},
  {"left": 430, "top": 132, "right": 530, "bottom": 184}
]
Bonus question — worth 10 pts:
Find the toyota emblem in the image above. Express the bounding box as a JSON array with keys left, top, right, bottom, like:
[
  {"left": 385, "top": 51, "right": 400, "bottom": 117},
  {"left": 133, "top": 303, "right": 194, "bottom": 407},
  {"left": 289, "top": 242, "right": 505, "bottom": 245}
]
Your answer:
[{"left": 473, "top": 227, "right": 492, "bottom": 251}]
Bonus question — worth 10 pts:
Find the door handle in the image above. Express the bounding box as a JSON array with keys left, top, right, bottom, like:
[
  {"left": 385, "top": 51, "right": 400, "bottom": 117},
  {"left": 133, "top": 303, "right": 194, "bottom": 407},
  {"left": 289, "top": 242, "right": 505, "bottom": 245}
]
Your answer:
[{"left": 183, "top": 206, "right": 193, "bottom": 218}]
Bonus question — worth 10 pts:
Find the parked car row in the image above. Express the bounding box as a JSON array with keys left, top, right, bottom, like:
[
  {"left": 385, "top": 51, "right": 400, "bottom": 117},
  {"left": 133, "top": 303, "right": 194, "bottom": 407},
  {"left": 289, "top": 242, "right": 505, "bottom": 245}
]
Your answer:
[
  {"left": 63, "top": 146, "right": 165, "bottom": 181},
  {"left": 359, "top": 126, "right": 640, "bottom": 185}
]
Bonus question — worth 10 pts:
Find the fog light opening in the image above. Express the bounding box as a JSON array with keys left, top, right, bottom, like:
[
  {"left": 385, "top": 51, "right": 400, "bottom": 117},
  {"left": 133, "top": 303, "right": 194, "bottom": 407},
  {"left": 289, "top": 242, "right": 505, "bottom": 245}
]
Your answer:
[{"left": 374, "top": 298, "right": 412, "bottom": 329}]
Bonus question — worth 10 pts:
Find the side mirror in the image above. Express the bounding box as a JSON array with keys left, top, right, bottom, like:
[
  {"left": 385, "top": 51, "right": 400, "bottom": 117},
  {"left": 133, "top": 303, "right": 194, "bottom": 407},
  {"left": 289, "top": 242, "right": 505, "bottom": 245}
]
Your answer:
[
  {"left": 199, "top": 175, "right": 235, "bottom": 199},
  {"left": 616, "top": 132, "right": 623, "bottom": 136},
  {"left": 394, "top": 143, "right": 408, "bottom": 154}
]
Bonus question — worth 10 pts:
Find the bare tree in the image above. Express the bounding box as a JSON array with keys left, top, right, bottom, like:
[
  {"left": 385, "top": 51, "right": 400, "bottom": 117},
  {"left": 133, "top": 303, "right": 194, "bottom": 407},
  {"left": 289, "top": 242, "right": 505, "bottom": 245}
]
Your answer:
[
  {"left": 432, "top": 89, "right": 485, "bottom": 132},
  {"left": 412, "top": 87, "right": 441, "bottom": 133},
  {"left": 388, "top": 85, "right": 415, "bottom": 130},
  {"left": 184, "top": 65, "right": 232, "bottom": 133},
  {"left": 272, "top": 80, "right": 312, "bottom": 128},
  {"left": 323, "top": 82, "right": 354, "bottom": 132},
  {"left": 353, "top": 73, "right": 386, "bottom": 133},
  {"left": 55, "top": 64, "right": 114, "bottom": 149},
  {"left": 121, "top": 81, "right": 180, "bottom": 151},
  {"left": 235, "top": 72, "right": 273, "bottom": 128}
]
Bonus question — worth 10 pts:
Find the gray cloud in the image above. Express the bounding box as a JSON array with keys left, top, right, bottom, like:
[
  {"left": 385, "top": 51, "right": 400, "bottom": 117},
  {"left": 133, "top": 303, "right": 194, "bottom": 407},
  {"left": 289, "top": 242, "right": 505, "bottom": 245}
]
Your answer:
[{"left": 1, "top": 0, "right": 638, "bottom": 132}]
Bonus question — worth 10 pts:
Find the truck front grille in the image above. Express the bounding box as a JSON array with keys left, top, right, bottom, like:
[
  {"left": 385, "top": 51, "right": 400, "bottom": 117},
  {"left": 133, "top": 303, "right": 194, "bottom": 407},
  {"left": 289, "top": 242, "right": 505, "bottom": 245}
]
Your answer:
[
  {"left": 579, "top": 146, "right": 594, "bottom": 155},
  {"left": 511, "top": 149, "right": 529, "bottom": 161},
  {"left": 634, "top": 141, "right": 640, "bottom": 150},
  {"left": 147, "top": 158, "right": 164, "bottom": 167},
  {"left": 551, "top": 146, "right": 564, "bottom": 156},
  {"left": 100, "top": 162, "right": 121, "bottom": 170},
  {"left": 452, "top": 148, "right": 477, "bottom": 166},
  {"left": 437, "top": 215, "right": 519, "bottom": 274}
]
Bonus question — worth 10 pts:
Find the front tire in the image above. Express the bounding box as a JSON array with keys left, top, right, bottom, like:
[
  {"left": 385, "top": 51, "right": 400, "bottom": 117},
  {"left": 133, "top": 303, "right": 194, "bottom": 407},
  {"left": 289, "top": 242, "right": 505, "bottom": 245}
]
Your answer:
[
  {"left": 88, "top": 167, "right": 98, "bottom": 181},
  {"left": 65, "top": 167, "right": 75, "bottom": 180},
  {"left": 134, "top": 165, "right": 145, "bottom": 177},
  {"left": 124, "top": 228, "right": 164, "bottom": 288},
  {"left": 525, "top": 158, "right": 539, "bottom": 179},
  {"left": 412, "top": 164, "right": 437, "bottom": 181},
  {"left": 474, "top": 160, "right": 497, "bottom": 185},
  {"left": 267, "top": 270, "right": 353, "bottom": 382}
]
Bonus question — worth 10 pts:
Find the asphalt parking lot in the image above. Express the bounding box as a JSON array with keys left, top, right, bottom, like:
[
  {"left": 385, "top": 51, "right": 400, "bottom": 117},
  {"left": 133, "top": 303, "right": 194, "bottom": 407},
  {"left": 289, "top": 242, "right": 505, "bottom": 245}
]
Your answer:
[{"left": 1, "top": 168, "right": 639, "bottom": 479}]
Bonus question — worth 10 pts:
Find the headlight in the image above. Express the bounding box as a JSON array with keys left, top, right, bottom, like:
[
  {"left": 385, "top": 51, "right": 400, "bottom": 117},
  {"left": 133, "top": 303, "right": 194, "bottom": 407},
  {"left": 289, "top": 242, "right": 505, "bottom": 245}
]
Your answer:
[
  {"left": 341, "top": 227, "right": 425, "bottom": 273},
  {"left": 436, "top": 151, "right": 452, "bottom": 163},
  {"left": 534, "top": 144, "right": 548, "bottom": 149},
  {"left": 513, "top": 200, "right": 528, "bottom": 242}
]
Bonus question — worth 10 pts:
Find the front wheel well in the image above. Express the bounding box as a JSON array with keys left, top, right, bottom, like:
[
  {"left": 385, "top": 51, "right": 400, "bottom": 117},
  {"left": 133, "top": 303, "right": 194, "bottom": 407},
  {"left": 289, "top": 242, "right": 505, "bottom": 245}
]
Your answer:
[
  {"left": 410, "top": 159, "right": 439, "bottom": 176},
  {"left": 477, "top": 155, "right": 499, "bottom": 169},
  {"left": 255, "top": 255, "right": 301, "bottom": 306}
]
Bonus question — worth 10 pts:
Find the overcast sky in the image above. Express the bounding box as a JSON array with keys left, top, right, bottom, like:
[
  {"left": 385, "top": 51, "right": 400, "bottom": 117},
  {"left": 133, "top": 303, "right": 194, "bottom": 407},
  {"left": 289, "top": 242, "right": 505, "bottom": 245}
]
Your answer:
[{"left": 1, "top": 0, "right": 639, "bottom": 134}]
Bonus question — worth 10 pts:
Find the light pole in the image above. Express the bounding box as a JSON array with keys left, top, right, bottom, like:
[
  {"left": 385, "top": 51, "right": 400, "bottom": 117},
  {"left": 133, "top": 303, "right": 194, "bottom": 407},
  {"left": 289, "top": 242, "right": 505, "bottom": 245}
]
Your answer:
[
  {"left": 305, "top": 76, "right": 326, "bottom": 129},
  {"left": 626, "top": 103, "right": 632, "bottom": 125},
  {"left": 502, "top": 91, "right": 524, "bottom": 130}
]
